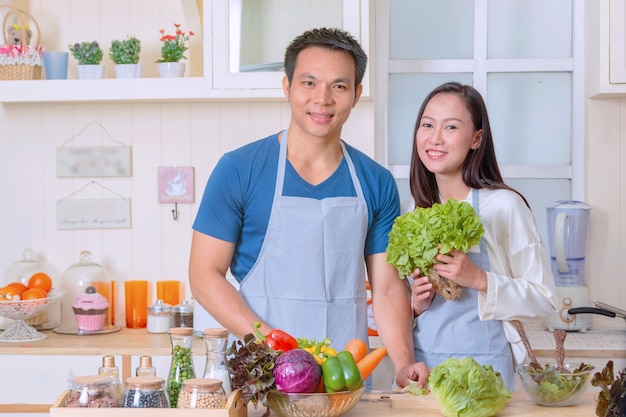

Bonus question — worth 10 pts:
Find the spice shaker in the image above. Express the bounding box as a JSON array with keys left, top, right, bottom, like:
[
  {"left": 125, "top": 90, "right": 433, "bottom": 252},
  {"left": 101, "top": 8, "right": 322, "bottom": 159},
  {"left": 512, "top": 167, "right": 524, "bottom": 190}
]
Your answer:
[
  {"left": 171, "top": 300, "right": 193, "bottom": 328},
  {"left": 136, "top": 355, "right": 157, "bottom": 377},
  {"left": 147, "top": 300, "right": 172, "bottom": 333},
  {"left": 122, "top": 376, "right": 169, "bottom": 408},
  {"left": 98, "top": 355, "right": 123, "bottom": 405},
  {"left": 177, "top": 378, "right": 226, "bottom": 409}
]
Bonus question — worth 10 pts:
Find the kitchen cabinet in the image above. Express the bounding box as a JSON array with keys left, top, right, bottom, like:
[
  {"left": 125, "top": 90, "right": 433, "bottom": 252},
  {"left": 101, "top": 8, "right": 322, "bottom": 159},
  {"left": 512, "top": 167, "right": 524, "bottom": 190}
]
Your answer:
[
  {"left": 594, "top": 0, "right": 626, "bottom": 96},
  {"left": 0, "top": 0, "right": 370, "bottom": 103},
  {"left": 211, "top": 0, "right": 370, "bottom": 95}
]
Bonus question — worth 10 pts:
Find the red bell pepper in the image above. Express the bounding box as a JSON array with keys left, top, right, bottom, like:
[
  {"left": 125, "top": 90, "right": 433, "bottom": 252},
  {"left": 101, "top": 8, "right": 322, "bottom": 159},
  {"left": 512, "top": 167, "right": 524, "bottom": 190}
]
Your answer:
[{"left": 253, "top": 321, "right": 298, "bottom": 352}]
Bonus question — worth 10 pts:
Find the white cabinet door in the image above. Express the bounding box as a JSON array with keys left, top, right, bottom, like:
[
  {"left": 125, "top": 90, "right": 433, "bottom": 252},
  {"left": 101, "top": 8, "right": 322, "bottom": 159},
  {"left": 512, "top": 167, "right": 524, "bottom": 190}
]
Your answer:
[
  {"left": 609, "top": 0, "right": 626, "bottom": 83},
  {"left": 211, "top": 0, "right": 370, "bottom": 96}
]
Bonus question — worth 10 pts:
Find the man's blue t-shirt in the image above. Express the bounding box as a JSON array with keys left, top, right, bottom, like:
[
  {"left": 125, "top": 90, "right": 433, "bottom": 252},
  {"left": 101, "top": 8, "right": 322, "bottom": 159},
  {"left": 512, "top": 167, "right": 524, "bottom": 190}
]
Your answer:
[{"left": 192, "top": 133, "right": 400, "bottom": 282}]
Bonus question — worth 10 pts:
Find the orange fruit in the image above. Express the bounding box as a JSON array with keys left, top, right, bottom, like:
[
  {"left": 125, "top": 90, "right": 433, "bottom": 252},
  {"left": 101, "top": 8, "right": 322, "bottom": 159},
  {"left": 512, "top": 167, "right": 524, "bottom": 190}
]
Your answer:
[
  {"left": 27, "top": 272, "right": 52, "bottom": 293},
  {"left": 21, "top": 287, "right": 48, "bottom": 300},
  {"left": 1, "top": 282, "right": 28, "bottom": 298}
]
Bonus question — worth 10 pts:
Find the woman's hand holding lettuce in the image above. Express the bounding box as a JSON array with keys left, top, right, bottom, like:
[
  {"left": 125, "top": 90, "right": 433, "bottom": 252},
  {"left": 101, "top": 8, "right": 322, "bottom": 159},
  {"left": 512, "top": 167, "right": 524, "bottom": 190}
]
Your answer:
[{"left": 386, "top": 199, "right": 484, "bottom": 300}]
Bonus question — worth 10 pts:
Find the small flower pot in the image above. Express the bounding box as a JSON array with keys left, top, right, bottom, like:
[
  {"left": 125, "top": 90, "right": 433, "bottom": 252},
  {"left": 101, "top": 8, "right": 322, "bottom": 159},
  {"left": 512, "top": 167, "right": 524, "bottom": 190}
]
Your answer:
[
  {"left": 114, "top": 63, "right": 142, "bottom": 78},
  {"left": 157, "top": 62, "right": 185, "bottom": 78},
  {"left": 76, "top": 64, "right": 105, "bottom": 79}
]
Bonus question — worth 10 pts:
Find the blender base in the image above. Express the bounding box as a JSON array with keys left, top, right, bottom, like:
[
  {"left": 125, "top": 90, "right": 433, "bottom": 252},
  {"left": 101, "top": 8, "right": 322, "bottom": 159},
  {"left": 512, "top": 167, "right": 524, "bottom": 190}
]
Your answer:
[{"left": 543, "top": 286, "right": 593, "bottom": 332}]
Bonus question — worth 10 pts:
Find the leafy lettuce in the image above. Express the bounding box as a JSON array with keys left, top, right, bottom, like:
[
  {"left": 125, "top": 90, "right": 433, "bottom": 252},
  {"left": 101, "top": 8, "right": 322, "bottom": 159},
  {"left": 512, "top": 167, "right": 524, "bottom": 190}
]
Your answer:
[
  {"left": 429, "top": 357, "right": 511, "bottom": 417},
  {"left": 386, "top": 198, "right": 484, "bottom": 278}
]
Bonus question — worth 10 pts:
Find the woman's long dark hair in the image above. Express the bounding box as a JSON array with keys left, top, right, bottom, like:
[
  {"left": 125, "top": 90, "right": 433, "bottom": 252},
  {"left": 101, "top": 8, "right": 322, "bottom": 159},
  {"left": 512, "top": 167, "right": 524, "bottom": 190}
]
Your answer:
[{"left": 409, "top": 82, "right": 529, "bottom": 209}]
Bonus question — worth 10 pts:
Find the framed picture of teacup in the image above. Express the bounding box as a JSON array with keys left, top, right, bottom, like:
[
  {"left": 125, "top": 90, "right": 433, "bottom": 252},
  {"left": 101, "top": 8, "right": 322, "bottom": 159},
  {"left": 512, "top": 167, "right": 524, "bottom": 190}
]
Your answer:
[{"left": 157, "top": 166, "right": 194, "bottom": 204}]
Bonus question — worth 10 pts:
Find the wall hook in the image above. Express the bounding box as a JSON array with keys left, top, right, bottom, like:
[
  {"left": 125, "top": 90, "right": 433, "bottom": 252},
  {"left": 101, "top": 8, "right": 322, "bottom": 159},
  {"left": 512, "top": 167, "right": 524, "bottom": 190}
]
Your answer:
[{"left": 172, "top": 203, "right": 178, "bottom": 220}]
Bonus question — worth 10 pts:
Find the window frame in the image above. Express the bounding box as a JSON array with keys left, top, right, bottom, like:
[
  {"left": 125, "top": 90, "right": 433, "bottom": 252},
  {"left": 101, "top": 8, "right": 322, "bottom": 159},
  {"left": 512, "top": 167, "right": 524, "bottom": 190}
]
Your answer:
[{"left": 374, "top": 0, "right": 586, "bottom": 202}]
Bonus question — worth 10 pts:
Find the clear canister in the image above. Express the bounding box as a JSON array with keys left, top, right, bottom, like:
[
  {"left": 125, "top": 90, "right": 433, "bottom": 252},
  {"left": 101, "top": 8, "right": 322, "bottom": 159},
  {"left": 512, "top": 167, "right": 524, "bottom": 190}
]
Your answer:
[
  {"left": 171, "top": 300, "right": 194, "bottom": 328},
  {"left": 177, "top": 378, "right": 226, "bottom": 409},
  {"left": 65, "top": 375, "right": 120, "bottom": 408},
  {"left": 122, "top": 376, "right": 169, "bottom": 408},
  {"left": 147, "top": 300, "right": 172, "bottom": 333}
]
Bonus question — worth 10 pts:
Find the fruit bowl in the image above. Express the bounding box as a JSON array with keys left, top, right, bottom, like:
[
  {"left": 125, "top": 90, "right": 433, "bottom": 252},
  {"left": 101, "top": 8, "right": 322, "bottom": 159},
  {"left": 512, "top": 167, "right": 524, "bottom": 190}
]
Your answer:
[
  {"left": 0, "top": 289, "right": 63, "bottom": 342},
  {"left": 266, "top": 388, "right": 364, "bottom": 417},
  {"left": 516, "top": 363, "right": 594, "bottom": 407}
]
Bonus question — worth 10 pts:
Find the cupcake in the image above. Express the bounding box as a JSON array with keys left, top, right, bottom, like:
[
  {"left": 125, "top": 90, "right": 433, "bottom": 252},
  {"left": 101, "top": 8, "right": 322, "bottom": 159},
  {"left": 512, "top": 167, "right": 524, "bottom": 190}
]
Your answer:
[{"left": 72, "top": 286, "right": 109, "bottom": 331}]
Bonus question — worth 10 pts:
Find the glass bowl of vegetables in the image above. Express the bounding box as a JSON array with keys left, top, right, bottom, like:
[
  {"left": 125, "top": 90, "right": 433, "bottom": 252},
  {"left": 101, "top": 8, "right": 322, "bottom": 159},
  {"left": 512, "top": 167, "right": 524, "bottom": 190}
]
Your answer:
[
  {"left": 266, "top": 387, "right": 364, "bottom": 417},
  {"left": 516, "top": 362, "right": 595, "bottom": 407}
]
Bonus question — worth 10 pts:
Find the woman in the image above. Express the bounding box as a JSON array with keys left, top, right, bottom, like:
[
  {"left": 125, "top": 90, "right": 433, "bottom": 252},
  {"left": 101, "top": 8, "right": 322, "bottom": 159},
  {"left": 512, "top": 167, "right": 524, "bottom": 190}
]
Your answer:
[{"left": 406, "top": 82, "right": 558, "bottom": 390}]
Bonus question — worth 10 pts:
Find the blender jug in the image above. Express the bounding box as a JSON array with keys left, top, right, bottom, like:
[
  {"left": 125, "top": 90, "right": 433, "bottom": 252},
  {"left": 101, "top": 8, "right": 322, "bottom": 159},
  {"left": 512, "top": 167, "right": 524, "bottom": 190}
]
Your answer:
[{"left": 546, "top": 201, "right": 591, "bottom": 287}]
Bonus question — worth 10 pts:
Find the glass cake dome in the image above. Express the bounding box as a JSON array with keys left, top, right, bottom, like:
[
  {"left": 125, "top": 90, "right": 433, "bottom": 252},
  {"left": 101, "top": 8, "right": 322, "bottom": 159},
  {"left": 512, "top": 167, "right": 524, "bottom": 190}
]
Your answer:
[{"left": 54, "top": 250, "right": 120, "bottom": 335}]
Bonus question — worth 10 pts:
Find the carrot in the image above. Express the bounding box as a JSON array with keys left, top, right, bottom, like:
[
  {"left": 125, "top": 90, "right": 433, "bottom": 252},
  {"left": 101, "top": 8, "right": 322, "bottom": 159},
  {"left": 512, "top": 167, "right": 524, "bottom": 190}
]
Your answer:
[
  {"left": 344, "top": 338, "right": 368, "bottom": 363},
  {"left": 357, "top": 347, "right": 388, "bottom": 380}
]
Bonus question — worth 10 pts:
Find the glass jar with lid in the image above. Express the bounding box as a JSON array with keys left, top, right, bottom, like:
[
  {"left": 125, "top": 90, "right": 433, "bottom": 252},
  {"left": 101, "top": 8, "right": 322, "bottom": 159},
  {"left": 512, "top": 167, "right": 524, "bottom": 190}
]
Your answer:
[
  {"left": 171, "top": 300, "right": 194, "bottom": 328},
  {"left": 65, "top": 375, "right": 120, "bottom": 408},
  {"left": 55, "top": 250, "right": 115, "bottom": 334},
  {"left": 202, "top": 327, "right": 232, "bottom": 397},
  {"left": 147, "top": 300, "right": 172, "bottom": 333},
  {"left": 122, "top": 376, "right": 169, "bottom": 408},
  {"left": 167, "top": 327, "right": 196, "bottom": 407},
  {"left": 177, "top": 378, "right": 226, "bottom": 409},
  {"left": 1, "top": 248, "right": 60, "bottom": 330}
]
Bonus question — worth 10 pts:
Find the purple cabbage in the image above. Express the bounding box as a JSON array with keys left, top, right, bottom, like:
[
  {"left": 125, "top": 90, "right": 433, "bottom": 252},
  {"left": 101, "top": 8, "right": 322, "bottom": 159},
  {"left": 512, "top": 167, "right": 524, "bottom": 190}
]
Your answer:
[{"left": 273, "top": 348, "right": 321, "bottom": 393}]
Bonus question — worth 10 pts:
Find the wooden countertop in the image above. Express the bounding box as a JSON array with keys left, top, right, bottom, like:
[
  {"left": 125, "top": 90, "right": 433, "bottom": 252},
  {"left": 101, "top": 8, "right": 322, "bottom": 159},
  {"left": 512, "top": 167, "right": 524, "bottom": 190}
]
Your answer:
[
  {"left": 2, "top": 326, "right": 622, "bottom": 358},
  {"left": 0, "top": 327, "right": 191, "bottom": 356},
  {"left": 246, "top": 391, "right": 598, "bottom": 417},
  {"left": 525, "top": 326, "right": 626, "bottom": 358}
]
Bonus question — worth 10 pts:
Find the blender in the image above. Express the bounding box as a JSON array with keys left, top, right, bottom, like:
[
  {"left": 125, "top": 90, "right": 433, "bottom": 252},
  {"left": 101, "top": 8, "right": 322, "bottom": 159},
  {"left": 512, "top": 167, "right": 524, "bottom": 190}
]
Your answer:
[{"left": 544, "top": 201, "right": 593, "bottom": 331}]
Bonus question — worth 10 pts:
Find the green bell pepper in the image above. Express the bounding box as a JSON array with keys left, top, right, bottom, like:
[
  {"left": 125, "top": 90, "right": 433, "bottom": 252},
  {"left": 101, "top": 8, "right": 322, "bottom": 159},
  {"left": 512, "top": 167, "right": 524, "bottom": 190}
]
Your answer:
[
  {"left": 337, "top": 351, "right": 363, "bottom": 391},
  {"left": 321, "top": 354, "right": 346, "bottom": 392},
  {"left": 321, "top": 351, "right": 363, "bottom": 393}
]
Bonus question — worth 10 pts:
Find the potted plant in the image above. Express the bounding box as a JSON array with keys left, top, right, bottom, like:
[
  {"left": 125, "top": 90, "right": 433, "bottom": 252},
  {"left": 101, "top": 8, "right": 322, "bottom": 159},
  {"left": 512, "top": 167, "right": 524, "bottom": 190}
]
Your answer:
[
  {"left": 68, "top": 41, "right": 104, "bottom": 79},
  {"left": 156, "top": 23, "right": 194, "bottom": 77},
  {"left": 109, "top": 36, "right": 142, "bottom": 78}
]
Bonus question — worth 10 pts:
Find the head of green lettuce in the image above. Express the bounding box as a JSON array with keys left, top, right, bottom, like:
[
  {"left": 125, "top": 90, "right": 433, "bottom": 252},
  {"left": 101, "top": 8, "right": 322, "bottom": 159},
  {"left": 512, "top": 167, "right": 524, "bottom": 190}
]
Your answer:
[{"left": 429, "top": 357, "right": 512, "bottom": 417}]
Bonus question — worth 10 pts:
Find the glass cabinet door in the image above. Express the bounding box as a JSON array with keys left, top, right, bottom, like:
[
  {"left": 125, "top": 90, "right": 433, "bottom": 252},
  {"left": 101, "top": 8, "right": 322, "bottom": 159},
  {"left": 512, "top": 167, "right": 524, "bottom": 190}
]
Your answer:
[{"left": 211, "top": 0, "right": 369, "bottom": 93}]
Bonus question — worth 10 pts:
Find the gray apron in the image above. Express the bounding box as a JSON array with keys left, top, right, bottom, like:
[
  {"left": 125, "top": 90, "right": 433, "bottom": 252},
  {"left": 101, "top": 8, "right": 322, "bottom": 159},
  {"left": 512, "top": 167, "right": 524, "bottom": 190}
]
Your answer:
[
  {"left": 413, "top": 188, "right": 514, "bottom": 390},
  {"left": 239, "top": 131, "right": 369, "bottom": 352}
]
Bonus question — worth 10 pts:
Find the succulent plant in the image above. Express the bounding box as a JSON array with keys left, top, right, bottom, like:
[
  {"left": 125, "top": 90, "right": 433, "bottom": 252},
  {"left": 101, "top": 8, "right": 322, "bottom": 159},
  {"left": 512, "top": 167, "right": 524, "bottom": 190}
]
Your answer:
[
  {"left": 68, "top": 41, "right": 103, "bottom": 65},
  {"left": 109, "top": 36, "right": 141, "bottom": 65}
]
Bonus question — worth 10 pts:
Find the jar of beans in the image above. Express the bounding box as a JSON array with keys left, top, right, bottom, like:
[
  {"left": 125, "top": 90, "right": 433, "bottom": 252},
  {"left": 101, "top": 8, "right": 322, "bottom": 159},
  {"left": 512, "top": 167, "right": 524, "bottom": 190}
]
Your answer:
[
  {"left": 65, "top": 375, "right": 120, "bottom": 408},
  {"left": 167, "top": 327, "right": 196, "bottom": 407},
  {"left": 177, "top": 378, "right": 227, "bottom": 409},
  {"left": 122, "top": 376, "right": 169, "bottom": 408}
]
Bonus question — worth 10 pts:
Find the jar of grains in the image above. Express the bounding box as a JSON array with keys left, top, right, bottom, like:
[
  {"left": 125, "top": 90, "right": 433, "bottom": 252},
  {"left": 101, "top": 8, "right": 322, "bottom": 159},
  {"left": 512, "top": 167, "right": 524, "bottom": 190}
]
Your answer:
[
  {"left": 177, "top": 378, "right": 226, "bottom": 409},
  {"left": 122, "top": 376, "right": 169, "bottom": 408},
  {"left": 65, "top": 375, "right": 120, "bottom": 408}
]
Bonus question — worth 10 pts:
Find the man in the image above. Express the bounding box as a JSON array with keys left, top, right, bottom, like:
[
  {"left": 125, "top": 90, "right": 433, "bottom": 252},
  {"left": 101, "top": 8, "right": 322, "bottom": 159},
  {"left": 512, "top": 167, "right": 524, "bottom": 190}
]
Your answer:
[{"left": 189, "top": 27, "right": 426, "bottom": 388}]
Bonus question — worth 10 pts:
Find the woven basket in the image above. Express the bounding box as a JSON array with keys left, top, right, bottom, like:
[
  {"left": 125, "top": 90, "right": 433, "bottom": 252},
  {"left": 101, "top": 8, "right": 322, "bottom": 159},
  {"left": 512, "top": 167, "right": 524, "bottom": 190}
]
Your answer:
[{"left": 0, "top": 5, "right": 42, "bottom": 80}]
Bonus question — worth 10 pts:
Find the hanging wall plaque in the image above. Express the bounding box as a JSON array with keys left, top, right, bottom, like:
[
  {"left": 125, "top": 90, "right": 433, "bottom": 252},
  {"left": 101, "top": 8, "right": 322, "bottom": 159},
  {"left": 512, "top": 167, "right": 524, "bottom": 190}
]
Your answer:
[
  {"left": 56, "top": 121, "right": 132, "bottom": 177},
  {"left": 57, "top": 181, "right": 132, "bottom": 230}
]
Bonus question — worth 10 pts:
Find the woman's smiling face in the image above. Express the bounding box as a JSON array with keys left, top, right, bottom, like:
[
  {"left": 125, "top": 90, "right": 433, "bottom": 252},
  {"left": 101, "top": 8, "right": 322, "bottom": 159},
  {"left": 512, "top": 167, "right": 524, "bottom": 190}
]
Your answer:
[{"left": 415, "top": 92, "right": 482, "bottom": 179}]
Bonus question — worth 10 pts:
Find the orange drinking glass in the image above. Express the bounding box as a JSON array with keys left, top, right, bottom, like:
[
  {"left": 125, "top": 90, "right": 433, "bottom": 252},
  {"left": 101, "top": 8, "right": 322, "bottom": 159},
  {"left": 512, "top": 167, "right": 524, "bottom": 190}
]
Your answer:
[
  {"left": 124, "top": 280, "right": 148, "bottom": 328},
  {"left": 156, "top": 280, "right": 181, "bottom": 306}
]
